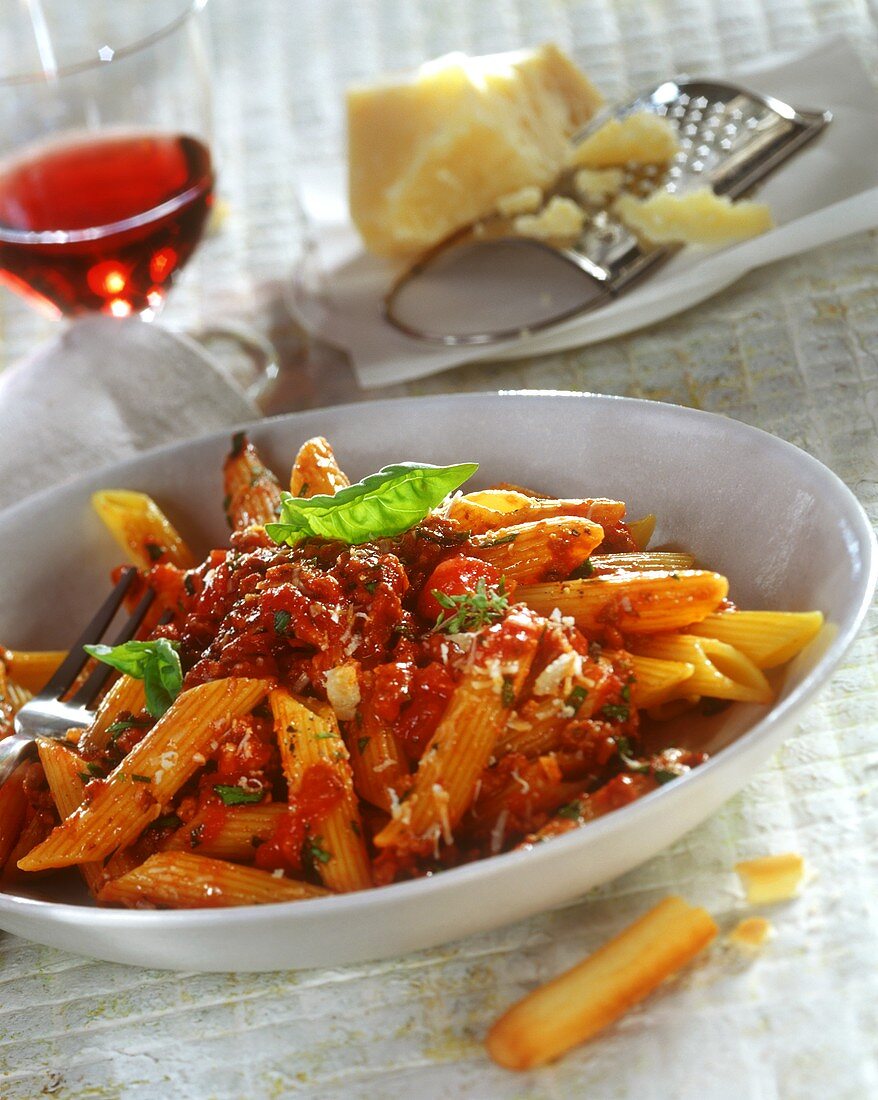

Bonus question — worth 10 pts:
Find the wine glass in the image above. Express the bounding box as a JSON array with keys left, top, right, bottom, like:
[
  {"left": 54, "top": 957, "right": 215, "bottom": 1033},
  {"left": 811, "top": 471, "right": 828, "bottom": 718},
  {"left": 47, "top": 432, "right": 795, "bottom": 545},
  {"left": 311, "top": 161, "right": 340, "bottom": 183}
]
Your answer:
[{"left": 0, "top": 0, "right": 213, "bottom": 321}]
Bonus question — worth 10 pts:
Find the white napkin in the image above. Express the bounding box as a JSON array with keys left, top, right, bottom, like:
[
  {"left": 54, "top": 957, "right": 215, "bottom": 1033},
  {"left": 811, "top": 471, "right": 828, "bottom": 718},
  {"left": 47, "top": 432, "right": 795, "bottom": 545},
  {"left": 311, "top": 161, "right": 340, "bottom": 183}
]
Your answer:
[
  {"left": 0, "top": 317, "right": 259, "bottom": 513},
  {"left": 293, "top": 36, "right": 878, "bottom": 388}
]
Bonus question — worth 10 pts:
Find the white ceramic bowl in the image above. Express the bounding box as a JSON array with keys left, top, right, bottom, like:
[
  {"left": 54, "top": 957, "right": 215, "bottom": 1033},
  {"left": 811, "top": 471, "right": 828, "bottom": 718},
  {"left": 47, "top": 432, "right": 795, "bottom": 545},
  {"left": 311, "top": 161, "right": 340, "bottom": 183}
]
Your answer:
[{"left": 0, "top": 393, "right": 873, "bottom": 971}]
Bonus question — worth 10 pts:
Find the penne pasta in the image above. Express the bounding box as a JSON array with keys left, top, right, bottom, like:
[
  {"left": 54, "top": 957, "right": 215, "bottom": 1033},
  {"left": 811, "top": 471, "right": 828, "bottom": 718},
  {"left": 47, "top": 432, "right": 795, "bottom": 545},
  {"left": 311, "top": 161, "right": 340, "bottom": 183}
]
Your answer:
[
  {"left": 3, "top": 649, "right": 66, "bottom": 694},
  {"left": 20, "top": 678, "right": 270, "bottom": 871},
  {"left": 630, "top": 635, "right": 772, "bottom": 704},
  {"left": 98, "top": 851, "right": 329, "bottom": 908},
  {"left": 78, "top": 673, "right": 148, "bottom": 756},
  {"left": 589, "top": 551, "right": 696, "bottom": 574},
  {"left": 447, "top": 491, "right": 626, "bottom": 535},
  {"left": 486, "top": 895, "right": 718, "bottom": 1069},
  {"left": 470, "top": 517, "right": 604, "bottom": 584},
  {"left": 374, "top": 611, "right": 542, "bottom": 856},
  {"left": 167, "top": 802, "right": 289, "bottom": 860},
  {"left": 518, "top": 570, "right": 728, "bottom": 634},
  {"left": 289, "top": 436, "right": 350, "bottom": 498},
  {"left": 92, "top": 489, "right": 196, "bottom": 570},
  {"left": 626, "top": 514, "right": 656, "bottom": 550},
  {"left": 346, "top": 705, "right": 409, "bottom": 814},
  {"left": 271, "top": 691, "right": 372, "bottom": 892},
  {"left": 223, "top": 432, "right": 283, "bottom": 529},
  {"left": 628, "top": 653, "right": 696, "bottom": 708},
  {"left": 690, "top": 610, "right": 823, "bottom": 669},
  {"left": 0, "top": 762, "right": 29, "bottom": 867},
  {"left": 3, "top": 429, "right": 823, "bottom": 911}
]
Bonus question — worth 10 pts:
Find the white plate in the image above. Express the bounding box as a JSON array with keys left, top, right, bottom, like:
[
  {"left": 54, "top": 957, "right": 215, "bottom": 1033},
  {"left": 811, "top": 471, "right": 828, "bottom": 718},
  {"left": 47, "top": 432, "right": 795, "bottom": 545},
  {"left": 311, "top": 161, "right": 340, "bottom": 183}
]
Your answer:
[{"left": 0, "top": 392, "right": 874, "bottom": 972}]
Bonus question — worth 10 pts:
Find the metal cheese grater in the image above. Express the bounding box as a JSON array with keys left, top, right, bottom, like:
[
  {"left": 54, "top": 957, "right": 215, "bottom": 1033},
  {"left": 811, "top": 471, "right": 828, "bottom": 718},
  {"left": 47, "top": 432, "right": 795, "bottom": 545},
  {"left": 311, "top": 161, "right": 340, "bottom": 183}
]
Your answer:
[{"left": 384, "top": 79, "right": 831, "bottom": 345}]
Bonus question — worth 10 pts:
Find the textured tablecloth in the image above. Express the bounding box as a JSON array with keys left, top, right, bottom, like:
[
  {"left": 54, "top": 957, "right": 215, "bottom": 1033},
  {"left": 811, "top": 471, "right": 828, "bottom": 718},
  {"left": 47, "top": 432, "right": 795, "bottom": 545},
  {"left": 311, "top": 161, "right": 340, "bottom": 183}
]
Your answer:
[{"left": 1, "top": 2, "right": 877, "bottom": 1097}]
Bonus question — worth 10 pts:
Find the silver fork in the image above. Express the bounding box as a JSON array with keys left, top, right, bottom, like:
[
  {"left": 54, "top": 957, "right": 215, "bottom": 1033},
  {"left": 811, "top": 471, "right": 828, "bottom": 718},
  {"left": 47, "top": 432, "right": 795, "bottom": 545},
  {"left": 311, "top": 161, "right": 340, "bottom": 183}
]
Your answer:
[{"left": 0, "top": 568, "right": 155, "bottom": 785}]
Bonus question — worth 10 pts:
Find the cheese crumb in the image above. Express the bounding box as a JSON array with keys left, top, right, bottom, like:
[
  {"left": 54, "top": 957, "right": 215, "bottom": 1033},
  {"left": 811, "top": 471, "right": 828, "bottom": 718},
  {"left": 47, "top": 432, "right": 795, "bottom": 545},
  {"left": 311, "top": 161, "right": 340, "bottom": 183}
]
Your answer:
[
  {"left": 513, "top": 196, "right": 586, "bottom": 242},
  {"left": 570, "top": 111, "right": 679, "bottom": 169},
  {"left": 496, "top": 185, "right": 543, "bottom": 217},
  {"left": 728, "top": 916, "right": 774, "bottom": 952},
  {"left": 614, "top": 186, "right": 773, "bottom": 246},
  {"left": 573, "top": 167, "right": 624, "bottom": 203},
  {"left": 325, "top": 663, "right": 361, "bottom": 721},
  {"left": 734, "top": 852, "right": 805, "bottom": 905}
]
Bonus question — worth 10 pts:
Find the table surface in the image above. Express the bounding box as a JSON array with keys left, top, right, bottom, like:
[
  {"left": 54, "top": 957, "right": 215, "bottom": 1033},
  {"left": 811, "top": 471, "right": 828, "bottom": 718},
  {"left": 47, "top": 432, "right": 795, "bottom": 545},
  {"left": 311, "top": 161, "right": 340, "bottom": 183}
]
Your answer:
[{"left": 2, "top": 2, "right": 878, "bottom": 1097}]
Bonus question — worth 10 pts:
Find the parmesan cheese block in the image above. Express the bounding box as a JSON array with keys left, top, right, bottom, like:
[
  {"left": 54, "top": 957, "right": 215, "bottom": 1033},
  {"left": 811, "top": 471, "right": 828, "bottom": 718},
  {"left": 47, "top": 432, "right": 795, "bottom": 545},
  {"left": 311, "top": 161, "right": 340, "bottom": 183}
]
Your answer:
[
  {"left": 347, "top": 45, "right": 604, "bottom": 257},
  {"left": 570, "top": 112, "right": 679, "bottom": 168},
  {"left": 614, "top": 186, "right": 774, "bottom": 246}
]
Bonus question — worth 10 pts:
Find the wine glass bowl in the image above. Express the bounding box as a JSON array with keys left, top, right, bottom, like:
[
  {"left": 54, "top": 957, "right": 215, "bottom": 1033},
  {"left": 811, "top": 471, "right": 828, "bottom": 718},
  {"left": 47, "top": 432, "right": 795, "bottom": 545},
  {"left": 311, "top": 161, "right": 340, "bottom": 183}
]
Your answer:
[{"left": 0, "top": 1, "right": 214, "bottom": 320}]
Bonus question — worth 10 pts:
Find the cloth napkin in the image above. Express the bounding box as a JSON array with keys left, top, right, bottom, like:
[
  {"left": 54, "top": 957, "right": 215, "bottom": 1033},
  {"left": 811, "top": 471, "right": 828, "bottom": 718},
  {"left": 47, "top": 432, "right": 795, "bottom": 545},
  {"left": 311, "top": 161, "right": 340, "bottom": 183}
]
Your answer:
[
  {"left": 0, "top": 317, "right": 259, "bottom": 513},
  {"left": 293, "top": 36, "right": 878, "bottom": 388}
]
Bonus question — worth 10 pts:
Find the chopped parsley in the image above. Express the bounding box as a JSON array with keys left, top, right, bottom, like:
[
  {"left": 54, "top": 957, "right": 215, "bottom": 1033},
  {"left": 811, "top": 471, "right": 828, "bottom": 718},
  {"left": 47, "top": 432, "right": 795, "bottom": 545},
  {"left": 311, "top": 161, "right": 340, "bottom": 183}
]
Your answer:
[
  {"left": 213, "top": 784, "right": 264, "bottom": 806},
  {"left": 501, "top": 676, "right": 516, "bottom": 708},
  {"left": 565, "top": 685, "right": 588, "bottom": 715},
  {"left": 557, "top": 800, "right": 583, "bottom": 820},
  {"left": 106, "top": 717, "right": 151, "bottom": 740},
  {"left": 433, "top": 578, "right": 509, "bottom": 634},
  {"left": 307, "top": 836, "right": 332, "bottom": 865},
  {"left": 480, "top": 531, "right": 518, "bottom": 548},
  {"left": 601, "top": 703, "right": 630, "bottom": 723},
  {"left": 131, "top": 774, "right": 152, "bottom": 784},
  {"left": 273, "top": 609, "right": 291, "bottom": 636},
  {"left": 570, "top": 558, "right": 594, "bottom": 579},
  {"left": 145, "top": 542, "right": 165, "bottom": 563},
  {"left": 357, "top": 736, "right": 371, "bottom": 755}
]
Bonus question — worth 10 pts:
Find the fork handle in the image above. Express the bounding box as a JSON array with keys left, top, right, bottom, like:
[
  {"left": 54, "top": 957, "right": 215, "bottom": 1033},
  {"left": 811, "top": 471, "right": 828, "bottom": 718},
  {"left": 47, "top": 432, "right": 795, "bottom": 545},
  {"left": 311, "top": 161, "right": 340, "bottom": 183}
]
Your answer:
[{"left": 0, "top": 733, "right": 37, "bottom": 786}]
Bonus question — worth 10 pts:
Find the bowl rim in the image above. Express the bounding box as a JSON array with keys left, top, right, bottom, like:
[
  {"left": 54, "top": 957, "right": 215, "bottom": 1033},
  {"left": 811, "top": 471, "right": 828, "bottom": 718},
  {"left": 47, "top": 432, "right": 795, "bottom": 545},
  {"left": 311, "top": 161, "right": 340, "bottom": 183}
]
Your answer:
[{"left": 1, "top": 390, "right": 874, "bottom": 930}]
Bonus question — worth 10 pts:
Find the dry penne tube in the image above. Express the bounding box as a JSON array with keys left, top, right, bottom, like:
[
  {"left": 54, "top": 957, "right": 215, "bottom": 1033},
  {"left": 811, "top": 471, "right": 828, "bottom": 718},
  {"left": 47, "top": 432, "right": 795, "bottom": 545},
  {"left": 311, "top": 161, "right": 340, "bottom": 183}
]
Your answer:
[
  {"left": 689, "top": 610, "right": 823, "bottom": 669},
  {"left": 734, "top": 852, "right": 805, "bottom": 903},
  {"left": 20, "top": 677, "right": 270, "bottom": 871},
  {"left": 486, "top": 895, "right": 718, "bottom": 1069},
  {"left": 518, "top": 570, "right": 728, "bottom": 634},
  {"left": 223, "top": 432, "right": 283, "bottom": 529},
  {"left": 374, "top": 611, "right": 542, "bottom": 855},
  {"left": 91, "top": 490, "right": 195, "bottom": 569},
  {"left": 272, "top": 690, "right": 372, "bottom": 892},
  {"left": 289, "top": 435, "right": 350, "bottom": 498},
  {"left": 630, "top": 635, "right": 772, "bottom": 704},
  {"left": 3, "top": 649, "right": 66, "bottom": 693},
  {"left": 470, "top": 517, "right": 604, "bottom": 584},
  {"left": 167, "top": 802, "right": 289, "bottom": 859},
  {"left": 78, "top": 673, "right": 148, "bottom": 756},
  {"left": 98, "top": 851, "right": 329, "bottom": 908}
]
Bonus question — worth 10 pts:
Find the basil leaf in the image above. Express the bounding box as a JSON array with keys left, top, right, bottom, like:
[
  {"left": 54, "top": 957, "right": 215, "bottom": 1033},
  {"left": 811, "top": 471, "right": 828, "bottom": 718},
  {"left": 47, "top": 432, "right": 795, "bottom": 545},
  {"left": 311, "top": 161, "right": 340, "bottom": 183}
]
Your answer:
[
  {"left": 265, "top": 462, "right": 478, "bottom": 548},
  {"left": 84, "top": 638, "right": 182, "bottom": 719},
  {"left": 213, "top": 784, "right": 264, "bottom": 806}
]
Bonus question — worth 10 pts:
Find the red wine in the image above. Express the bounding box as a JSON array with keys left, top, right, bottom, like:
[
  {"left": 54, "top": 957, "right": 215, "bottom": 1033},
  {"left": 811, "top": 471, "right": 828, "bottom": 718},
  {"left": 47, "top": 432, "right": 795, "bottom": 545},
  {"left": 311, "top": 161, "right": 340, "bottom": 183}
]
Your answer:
[{"left": 0, "top": 132, "right": 214, "bottom": 317}]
